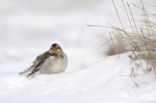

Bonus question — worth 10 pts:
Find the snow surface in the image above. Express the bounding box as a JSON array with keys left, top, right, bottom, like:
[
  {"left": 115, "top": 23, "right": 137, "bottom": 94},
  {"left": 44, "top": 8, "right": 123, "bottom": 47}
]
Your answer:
[
  {"left": 0, "top": 0, "right": 156, "bottom": 103},
  {"left": 0, "top": 53, "right": 156, "bottom": 103}
]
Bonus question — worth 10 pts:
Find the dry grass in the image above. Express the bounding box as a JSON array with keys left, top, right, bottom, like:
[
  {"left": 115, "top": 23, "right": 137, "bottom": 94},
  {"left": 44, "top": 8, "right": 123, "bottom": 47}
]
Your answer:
[{"left": 110, "top": 0, "right": 156, "bottom": 78}]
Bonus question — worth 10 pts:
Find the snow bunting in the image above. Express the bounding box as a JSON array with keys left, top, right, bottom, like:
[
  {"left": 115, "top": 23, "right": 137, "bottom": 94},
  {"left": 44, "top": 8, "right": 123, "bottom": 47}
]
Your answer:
[{"left": 19, "top": 43, "right": 68, "bottom": 77}]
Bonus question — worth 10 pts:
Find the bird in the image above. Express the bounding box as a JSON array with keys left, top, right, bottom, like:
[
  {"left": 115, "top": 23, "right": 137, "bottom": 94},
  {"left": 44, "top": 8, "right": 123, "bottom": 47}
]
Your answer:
[{"left": 19, "top": 43, "right": 68, "bottom": 77}]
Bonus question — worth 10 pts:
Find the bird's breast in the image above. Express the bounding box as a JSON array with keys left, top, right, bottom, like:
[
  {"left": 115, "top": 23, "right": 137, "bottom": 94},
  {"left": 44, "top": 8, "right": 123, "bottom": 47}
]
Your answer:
[{"left": 40, "top": 55, "right": 67, "bottom": 74}]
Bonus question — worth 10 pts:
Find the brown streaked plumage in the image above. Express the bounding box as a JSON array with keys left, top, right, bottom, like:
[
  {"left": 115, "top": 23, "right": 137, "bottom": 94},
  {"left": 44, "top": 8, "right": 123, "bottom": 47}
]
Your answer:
[{"left": 19, "top": 43, "right": 68, "bottom": 77}]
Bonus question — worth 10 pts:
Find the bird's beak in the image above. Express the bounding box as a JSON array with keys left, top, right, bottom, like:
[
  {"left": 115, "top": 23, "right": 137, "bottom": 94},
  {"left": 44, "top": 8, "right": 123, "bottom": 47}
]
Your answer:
[{"left": 53, "top": 47, "right": 57, "bottom": 51}]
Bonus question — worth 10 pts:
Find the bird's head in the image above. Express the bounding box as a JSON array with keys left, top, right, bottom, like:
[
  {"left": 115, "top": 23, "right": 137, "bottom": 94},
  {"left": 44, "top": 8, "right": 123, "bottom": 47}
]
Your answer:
[{"left": 50, "top": 43, "right": 62, "bottom": 52}]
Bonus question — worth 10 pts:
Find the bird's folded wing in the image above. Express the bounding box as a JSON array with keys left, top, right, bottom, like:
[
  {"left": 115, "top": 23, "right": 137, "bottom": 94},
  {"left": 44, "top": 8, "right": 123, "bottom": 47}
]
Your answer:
[{"left": 27, "top": 51, "right": 52, "bottom": 77}]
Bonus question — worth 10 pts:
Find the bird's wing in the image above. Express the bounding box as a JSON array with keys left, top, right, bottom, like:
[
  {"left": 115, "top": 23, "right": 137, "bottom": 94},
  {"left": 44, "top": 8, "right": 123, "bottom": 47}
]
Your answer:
[{"left": 27, "top": 51, "right": 52, "bottom": 77}]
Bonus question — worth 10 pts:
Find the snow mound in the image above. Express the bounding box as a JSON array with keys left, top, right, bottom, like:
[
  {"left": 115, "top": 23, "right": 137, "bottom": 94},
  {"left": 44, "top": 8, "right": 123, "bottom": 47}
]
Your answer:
[{"left": 0, "top": 53, "right": 156, "bottom": 103}]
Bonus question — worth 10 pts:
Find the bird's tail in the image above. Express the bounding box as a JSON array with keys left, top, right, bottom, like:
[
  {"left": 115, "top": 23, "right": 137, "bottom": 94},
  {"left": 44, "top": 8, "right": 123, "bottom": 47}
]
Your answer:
[
  {"left": 27, "top": 68, "right": 39, "bottom": 77},
  {"left": 19, "top": 65, "right": 34, "bottom": 75}
]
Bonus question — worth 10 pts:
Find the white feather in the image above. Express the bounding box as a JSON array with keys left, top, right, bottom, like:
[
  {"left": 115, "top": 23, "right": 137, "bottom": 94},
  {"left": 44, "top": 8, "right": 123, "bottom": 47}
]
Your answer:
[{"left": 39, "top": 54, "right": 67, "bottom": 74}]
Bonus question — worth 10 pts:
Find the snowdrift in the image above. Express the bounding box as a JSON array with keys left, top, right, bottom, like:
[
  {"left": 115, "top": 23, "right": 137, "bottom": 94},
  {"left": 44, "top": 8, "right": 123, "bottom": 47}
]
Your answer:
[{"left": 0, "top": 53, "right": 156, "bottom": 103}]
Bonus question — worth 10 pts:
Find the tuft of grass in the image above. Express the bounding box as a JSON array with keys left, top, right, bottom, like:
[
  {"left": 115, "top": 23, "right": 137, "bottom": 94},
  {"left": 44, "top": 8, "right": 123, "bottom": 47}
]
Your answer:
[
  {"left": 87, "top": 0, "right": 156, "bottom": 86},
  {"left": 106, "top": 33, "right": 127, "bottom": 56},
  {"left": 110, "top": 0, "right": 156, "bottom": 78}
]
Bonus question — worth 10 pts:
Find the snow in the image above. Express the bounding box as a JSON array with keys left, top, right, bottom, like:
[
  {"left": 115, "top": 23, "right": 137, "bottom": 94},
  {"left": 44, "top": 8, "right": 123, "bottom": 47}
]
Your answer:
[
  {"left": 0, "top": 53, "right": 156, "bottom": 103},
  {"left": 0, "top": 0, "right": 156, "bottom": 103}
]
